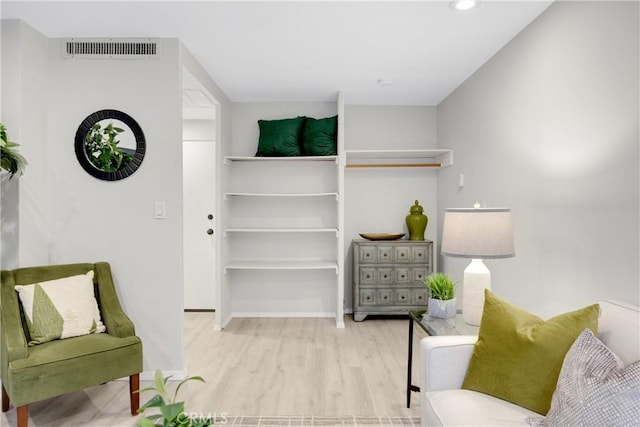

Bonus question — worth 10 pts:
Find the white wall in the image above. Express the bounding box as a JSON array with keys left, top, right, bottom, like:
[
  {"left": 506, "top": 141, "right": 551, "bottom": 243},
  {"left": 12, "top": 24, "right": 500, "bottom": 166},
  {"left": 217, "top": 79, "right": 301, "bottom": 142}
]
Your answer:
[
  {"left": 183, "top": 119, "right": 216, "bottom": 141},
  {"left": 43, "top": 38, "right": 184, "bottom": 374},
  {"left": 343, "top": 105, "right": 438, "bottom": 311},
  {"left": 180, "top": 44, "right": 233, "bottom": 329},
  {"left": 437, "top": 1, "right": 639, "bottom": 316},
  {"left": 1, "top": 20, "right": 49, "bottom": 269}
]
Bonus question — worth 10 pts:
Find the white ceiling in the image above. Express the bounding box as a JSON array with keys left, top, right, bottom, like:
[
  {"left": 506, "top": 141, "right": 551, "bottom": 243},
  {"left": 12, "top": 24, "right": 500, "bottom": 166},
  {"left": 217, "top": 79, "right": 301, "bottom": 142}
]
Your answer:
[{"left": 2, "top": 0, "right": 553, "bottom": 105}]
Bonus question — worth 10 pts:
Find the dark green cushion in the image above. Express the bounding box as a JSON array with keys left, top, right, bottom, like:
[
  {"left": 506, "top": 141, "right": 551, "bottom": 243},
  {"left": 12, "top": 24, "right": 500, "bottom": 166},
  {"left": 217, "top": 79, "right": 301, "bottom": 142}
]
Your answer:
[
  {"left": 255, "top": 117, "right": 304, "bottom": 157},
  {"left": 461, "top": 290, "right": 599, "bottom": 415},
  {"left": 301, "top": 115, "right": 337, "bottom": 156}
]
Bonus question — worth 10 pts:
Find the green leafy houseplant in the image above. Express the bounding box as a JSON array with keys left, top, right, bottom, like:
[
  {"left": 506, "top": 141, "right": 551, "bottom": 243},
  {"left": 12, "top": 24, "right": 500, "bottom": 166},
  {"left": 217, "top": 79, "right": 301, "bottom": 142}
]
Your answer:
[
  {"left": 84, "top": 121, "right": 133, "bottom": 172},
  {"left": 425, "top": 272, "right": 456, "bottom": 300},
  {"left": 0, "top": 123, "right": 28, "bottom": 178},
  {"left": 136, "top": 369, "right": 214, "bottom": 427}
]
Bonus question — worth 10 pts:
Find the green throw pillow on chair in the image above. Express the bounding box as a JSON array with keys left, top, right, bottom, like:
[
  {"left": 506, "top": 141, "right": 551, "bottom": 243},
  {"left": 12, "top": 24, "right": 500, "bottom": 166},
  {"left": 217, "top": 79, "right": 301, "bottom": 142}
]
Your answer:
[{"left": 462, "top": 290, "right": 599, "bottom": 415}]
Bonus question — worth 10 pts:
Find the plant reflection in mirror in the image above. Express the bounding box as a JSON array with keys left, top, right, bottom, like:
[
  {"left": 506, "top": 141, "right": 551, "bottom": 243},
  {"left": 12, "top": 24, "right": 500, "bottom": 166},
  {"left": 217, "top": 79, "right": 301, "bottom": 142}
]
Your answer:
[
  {"left": 0, "top": 123, "right": 28, "bottom": 178},
  {"left": 84, "top": 121, "right": 133, "bottom": 172}
]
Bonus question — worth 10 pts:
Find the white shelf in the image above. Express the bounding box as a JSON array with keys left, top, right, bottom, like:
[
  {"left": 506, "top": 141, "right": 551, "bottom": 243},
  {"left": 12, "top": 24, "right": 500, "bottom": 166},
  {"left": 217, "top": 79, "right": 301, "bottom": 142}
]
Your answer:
[
  {"left": 224, "top": 260, "right": 338, "bottom": 273},
  {"left": 224, "top": 192, "right": 338, "bottom": 200},
  {"left": 224, "top": 227, "right": 339, "bottom": 236},
  {"left": 225, "top": 155, "right": 338, "bottom": 165},
  {"left": 345, "top": 149, "right": 452, "bottom": 168}
]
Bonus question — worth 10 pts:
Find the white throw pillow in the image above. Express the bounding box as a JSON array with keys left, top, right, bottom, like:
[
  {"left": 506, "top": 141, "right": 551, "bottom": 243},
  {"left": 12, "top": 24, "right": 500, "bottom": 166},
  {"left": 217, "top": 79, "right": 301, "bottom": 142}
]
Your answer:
[
  {"left": 526, "top": 328, "right": 640, "bottom": 427},
  {"left": 15, "top": 270, "right": 106, "bottom": 345}
]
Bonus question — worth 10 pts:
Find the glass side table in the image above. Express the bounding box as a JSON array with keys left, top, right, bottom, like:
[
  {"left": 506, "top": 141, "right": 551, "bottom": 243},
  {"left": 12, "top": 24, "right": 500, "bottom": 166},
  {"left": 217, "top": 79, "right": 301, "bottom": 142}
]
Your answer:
[{"left": 406, "top": 309, "right": 479, "bottom": 408}]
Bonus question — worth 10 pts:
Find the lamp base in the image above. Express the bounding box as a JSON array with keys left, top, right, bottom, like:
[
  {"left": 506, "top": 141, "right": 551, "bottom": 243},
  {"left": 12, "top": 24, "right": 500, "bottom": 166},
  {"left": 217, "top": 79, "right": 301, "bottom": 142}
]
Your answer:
[{"left": 462, "top": 259, "right": 491, "bottom": 326}]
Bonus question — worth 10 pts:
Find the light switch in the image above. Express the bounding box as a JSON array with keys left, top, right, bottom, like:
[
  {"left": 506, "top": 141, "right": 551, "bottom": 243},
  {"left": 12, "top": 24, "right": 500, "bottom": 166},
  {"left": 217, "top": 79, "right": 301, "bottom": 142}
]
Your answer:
[
  {"left": 458, "top": 173, "right": 465, "bottom": 188},
  {"left": 154, "top": 202, "right": 166, "bottom": 219}
]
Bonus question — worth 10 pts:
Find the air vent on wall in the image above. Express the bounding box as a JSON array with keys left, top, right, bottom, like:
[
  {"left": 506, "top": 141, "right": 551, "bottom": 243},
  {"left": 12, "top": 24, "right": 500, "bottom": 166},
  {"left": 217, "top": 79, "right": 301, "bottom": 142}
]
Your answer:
[{"left": 62, "top": 38, "right": 160, "bottom": 59}]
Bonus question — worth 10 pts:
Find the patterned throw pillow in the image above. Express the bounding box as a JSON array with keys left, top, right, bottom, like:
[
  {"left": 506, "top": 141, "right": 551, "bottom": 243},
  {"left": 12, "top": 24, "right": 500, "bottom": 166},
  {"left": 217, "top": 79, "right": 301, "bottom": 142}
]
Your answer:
[
  {"left": 15, "top": 270, "right": 106, "bottom": 345},
  {"left": 526, "top": 329, "right": 640, "bottom": 427}
]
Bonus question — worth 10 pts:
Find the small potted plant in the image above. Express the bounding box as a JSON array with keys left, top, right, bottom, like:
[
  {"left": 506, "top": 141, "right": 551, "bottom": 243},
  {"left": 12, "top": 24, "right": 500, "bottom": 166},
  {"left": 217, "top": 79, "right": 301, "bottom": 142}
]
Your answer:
[
  {"left": 424, "top": 272, "right": 457, "bottom": 319},
  {"left": 136, "top": 369, "right": 215, "bottom": 427}
]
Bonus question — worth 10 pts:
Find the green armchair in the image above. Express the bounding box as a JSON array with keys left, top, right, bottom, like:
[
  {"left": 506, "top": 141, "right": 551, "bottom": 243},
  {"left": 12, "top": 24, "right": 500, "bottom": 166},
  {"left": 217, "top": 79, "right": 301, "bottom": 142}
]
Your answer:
[{"left": 1, "top": 262, "right": 143, "bottom": 427}]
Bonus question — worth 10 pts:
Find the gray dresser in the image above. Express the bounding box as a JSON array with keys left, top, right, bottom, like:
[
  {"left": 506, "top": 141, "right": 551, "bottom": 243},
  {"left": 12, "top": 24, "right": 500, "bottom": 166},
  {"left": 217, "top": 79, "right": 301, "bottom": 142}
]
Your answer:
[{"left": 352, "top": 239, "right": 433, "bottom": 321}]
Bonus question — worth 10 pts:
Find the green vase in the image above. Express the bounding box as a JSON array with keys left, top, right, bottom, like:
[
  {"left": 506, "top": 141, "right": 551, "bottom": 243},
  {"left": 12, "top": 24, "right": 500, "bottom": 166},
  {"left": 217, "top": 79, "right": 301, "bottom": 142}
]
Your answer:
[{"left": 406, "top": 200, "right": 428, "bottom": 241}]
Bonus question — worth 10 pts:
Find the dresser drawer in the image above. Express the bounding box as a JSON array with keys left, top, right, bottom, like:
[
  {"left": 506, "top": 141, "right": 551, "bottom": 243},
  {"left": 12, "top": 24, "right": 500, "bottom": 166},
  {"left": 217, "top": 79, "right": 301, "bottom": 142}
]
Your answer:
[
  {"left": 359, "top": 267, "right": 427, "bottom": 286},
  {"left": 378, "top": 267, "right": 393, "bottom": 284},
  {"left": 359, "top": 246, "right": 377, "bottom": 263},
  {"left": 359, "top": 268, "right": 376, "bottom": 284},
  {"left": 379, "top": 289, "right": 393, "bottom": 305},
  {"left": 396, "top": 289, "right": 411, "bottom": 305},
  {"left": 411, "top": 268, "right": 428, "bottom": 283},
  {"left": 360, "top": 290, "right": 376, "bottom": 305},
  {"left": 411, "top": 246, "right": 430, "bottom": 263},
  {"left": 412, "top": 288, "right": 428, "bottom": 305},
  {"left": 394, "top": 267, "right": 410, "bottom": 283}
]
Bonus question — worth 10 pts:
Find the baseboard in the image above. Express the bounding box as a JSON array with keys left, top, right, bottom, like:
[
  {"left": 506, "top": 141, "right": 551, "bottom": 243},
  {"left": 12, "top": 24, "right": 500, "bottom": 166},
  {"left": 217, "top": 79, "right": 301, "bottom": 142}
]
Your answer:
[
  {"left": 232, "top": 312, "right": 335, "bottom": 318},
  {"left": 139, "top": 369, "right": 187, "bottom": 381}
]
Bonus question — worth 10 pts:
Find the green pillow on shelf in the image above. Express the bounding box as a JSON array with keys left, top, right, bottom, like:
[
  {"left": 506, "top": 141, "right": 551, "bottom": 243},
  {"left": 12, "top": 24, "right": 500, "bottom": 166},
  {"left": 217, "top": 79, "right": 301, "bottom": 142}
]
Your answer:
[
  {"left": 461, "top": 290, "right": 599, "bottom": 415},
  {"left": 255, "top": 116, "right": 304, "bottom": 157},
  {"left": 301, "top": 115, "right": 337, "bottom": 156}
]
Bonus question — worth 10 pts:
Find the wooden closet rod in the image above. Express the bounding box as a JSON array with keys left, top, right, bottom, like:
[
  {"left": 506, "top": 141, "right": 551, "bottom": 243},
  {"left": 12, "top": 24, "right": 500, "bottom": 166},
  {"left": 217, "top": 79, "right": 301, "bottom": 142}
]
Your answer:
[{"left": 346, "top": 163, "right": 442, "bottom": 168}]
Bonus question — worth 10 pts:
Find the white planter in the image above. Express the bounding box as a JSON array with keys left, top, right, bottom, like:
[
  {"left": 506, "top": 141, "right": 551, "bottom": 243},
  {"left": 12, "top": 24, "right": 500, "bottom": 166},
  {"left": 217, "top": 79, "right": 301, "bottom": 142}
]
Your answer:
[{"left": 428, "top": 297, "right": 457, "bottom": 319}]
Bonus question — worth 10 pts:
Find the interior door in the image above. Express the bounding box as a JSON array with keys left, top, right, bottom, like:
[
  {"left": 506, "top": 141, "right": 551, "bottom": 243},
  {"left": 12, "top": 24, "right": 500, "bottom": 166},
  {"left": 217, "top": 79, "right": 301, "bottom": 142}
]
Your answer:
[{"left": 183, "top": 139, "right": 216, "bottom": 310}]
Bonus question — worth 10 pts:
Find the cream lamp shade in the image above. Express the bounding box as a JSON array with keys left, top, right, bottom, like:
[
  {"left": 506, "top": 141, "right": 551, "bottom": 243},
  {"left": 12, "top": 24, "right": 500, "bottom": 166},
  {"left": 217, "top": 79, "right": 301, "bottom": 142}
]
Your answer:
[{"left": 441, "top": 208, "right": 515, "bottom": 325}]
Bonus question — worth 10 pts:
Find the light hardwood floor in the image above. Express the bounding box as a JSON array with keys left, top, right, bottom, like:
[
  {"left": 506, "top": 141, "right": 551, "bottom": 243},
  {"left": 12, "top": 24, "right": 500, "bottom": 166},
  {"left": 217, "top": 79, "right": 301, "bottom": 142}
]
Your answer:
[{"left": 1, "top": 314, "right": 427, "bottom": 426}]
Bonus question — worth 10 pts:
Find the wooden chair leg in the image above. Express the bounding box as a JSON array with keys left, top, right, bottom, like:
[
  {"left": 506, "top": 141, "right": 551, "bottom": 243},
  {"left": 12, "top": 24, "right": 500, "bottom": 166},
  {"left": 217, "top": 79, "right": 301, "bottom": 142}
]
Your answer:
[
  {"left": 129, "top": 373, "right": 140, "bottom": 416},
  {"left": 17, "top": 405, "right": 28, "bottom": 427},
  {"left": 1, "top": 383, "right": 9, "bottom": 412}
]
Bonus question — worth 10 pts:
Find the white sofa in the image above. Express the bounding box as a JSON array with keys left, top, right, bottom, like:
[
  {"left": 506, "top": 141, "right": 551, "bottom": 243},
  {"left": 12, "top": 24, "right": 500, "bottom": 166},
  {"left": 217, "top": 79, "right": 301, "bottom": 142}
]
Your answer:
[{"left": 418, "top": 300, "right": 640, "bottom": 426}]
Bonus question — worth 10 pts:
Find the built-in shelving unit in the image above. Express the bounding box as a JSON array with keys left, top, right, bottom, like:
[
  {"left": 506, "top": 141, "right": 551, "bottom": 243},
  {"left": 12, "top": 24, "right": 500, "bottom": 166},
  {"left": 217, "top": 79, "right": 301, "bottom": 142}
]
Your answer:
[{"left": 221, "top": 123, "right": 344, "bottom": 327}]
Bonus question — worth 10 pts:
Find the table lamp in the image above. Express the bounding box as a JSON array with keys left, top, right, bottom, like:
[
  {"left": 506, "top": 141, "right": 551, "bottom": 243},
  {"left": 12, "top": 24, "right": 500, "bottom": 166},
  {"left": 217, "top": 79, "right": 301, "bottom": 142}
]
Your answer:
[{"left": 441, "top": 207, "right": 515, "bottom": 326}]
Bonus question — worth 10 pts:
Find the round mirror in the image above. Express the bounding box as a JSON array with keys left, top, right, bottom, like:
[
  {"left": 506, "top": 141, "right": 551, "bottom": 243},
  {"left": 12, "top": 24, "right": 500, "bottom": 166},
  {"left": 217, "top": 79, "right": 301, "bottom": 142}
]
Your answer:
[{"left": 74, "top": 109, "right": 146, "bottom": 181}]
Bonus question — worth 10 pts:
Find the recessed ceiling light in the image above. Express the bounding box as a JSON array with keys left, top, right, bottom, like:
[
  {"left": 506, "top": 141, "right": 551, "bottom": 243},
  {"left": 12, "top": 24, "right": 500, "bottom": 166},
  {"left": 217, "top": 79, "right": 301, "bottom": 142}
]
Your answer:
[
  {"left": 450, "top": 0, "right": 479, "bottom": 11},
  {"left": 377, "top": 78, "right": 394, "bottom": 87}
]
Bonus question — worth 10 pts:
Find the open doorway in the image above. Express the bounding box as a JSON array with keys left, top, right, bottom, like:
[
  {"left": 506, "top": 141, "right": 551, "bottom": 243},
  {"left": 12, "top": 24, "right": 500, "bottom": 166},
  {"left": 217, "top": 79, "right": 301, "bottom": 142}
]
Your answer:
[{"left": 182, "top": 69, "right": 218, "bottom": 311}]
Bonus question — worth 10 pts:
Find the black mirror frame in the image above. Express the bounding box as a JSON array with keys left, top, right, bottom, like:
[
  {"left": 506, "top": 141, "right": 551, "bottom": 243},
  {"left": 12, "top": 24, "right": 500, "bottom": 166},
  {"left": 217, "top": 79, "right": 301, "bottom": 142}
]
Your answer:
[{"left": 74, "top": 109, "right": 146, "bottom": 181}]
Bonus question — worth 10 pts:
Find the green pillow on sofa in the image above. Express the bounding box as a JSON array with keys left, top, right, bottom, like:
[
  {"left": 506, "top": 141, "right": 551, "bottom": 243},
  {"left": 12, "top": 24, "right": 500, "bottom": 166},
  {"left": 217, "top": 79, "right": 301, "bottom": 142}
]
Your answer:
[
  {"left": 255, "top": 116, "right": 304, "bottom": 157},
  {"left": 461, "top": 290, "right": 599, "bottom": 415},
  {"left": 301, "top": 115, "right": 337, "bottom": 156}
]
